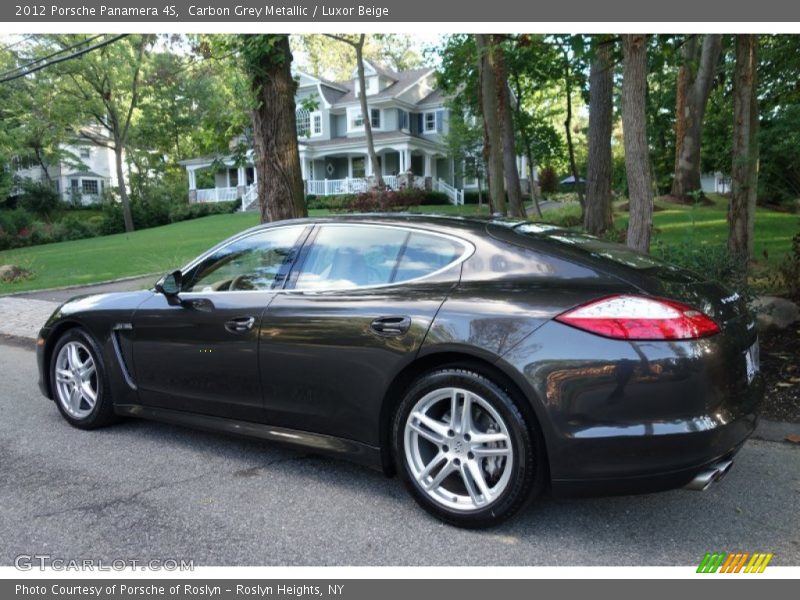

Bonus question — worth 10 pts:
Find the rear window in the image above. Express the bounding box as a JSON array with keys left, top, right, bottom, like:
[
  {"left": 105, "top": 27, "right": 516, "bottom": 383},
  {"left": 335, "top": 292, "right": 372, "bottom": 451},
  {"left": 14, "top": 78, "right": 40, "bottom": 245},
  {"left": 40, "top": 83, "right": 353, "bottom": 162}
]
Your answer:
[{"left": 513, "top": 224, "right": 672, "bottom": 271}]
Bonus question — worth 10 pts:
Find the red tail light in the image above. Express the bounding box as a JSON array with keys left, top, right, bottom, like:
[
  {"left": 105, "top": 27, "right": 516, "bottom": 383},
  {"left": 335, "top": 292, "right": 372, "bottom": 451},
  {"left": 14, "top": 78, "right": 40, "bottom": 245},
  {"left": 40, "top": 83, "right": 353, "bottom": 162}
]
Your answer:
[{"left": 555, "top": 295, "right": 720, "bottom": 340}]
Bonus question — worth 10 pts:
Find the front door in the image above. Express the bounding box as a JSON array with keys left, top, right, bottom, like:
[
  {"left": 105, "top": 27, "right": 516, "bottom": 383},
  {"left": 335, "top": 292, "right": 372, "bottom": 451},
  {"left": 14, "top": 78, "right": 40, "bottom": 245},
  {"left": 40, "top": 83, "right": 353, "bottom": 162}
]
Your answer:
[{"left": 131, "top": 224, "right": 309, "bottom": 422}]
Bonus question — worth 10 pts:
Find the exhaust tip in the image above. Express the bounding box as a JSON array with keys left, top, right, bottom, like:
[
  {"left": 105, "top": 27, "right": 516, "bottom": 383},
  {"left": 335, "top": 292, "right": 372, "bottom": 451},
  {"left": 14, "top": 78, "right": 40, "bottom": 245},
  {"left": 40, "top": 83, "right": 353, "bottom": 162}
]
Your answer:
[{"left": 685, "top": 460, "right": 734, "bottom": 491}]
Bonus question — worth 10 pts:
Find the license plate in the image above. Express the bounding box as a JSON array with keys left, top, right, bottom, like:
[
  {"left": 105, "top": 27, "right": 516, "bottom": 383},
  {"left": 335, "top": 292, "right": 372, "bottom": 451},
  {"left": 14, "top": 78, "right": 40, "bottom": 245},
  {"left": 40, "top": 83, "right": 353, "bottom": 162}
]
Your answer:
[{"left": 745, "top": 340, "right": 760, "bottom": 384}]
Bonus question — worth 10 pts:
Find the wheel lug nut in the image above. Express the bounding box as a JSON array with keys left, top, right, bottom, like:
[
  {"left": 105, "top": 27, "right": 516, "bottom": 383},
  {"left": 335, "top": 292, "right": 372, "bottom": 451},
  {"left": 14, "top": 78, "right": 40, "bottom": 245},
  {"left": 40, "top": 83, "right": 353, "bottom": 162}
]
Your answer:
[
  {"left": 453, "top": 458, "right": 461, "bottom": 466},
  {"left": 447, "top": 429, "right": 454, "bottom": 437},
  {"left": 464, "top": 433, "right": 471, "bottom": 442},
  {"left": 442, "top": 445, "right": 449, "bottom": 453},
  {"left": 468, "top": 452, "right": 474, "bottom": 460}
]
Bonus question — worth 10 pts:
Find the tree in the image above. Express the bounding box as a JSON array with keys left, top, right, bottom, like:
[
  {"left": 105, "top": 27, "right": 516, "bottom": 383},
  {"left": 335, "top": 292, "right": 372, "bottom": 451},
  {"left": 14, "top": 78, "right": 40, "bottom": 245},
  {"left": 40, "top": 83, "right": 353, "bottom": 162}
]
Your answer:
[
  {"left": 235, "top": 35, "right": 306, "bottom": 222},
  {"left": 670, "top": 35, "right": 722, "bottom": 202},
  {"left": 584, "top": 37, "right": 615, "bottom": 235},
  {"left": 558, "top": 39, "right": 586, "bottom": 218},
  {"left": 475, "top": 34, "right": 506, "bottom": 215},
  {"left": 292, "top": 34, "right": 425, "bottom": 81},
  {"left": 55, "top": 34, "right": 152, "bottom": 232},
  {"left": 324, "top": 34, "right": 384, "bottom": 190},
  {"left": 445, "top": 106, "right": 486, "bottom": 205},
  {"left": 492, "top": 37, "right": 525, "bottom": 218},
  {"left": 728, "top": 35, "right": 759, "bottom": 259},
  {"left": 621, "top": 34, "right": 654, "bottom": 252}
]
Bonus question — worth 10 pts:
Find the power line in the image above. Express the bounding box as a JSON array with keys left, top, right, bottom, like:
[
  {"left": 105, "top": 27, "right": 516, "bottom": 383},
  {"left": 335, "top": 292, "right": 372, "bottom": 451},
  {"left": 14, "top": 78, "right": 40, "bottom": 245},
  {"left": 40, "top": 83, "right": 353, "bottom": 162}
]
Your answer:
[
  {"left": 0, "top": 35, "right": 128, "bottom": 85},
  {"left": 0, "top": 34, "right": 105, "bottom": 81}
]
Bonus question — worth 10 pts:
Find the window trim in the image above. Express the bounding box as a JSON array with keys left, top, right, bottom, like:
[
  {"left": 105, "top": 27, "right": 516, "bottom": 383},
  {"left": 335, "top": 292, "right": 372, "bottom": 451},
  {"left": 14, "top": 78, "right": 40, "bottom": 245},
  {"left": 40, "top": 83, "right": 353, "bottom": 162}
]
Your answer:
[
  {"left": 176, "top": 223, "right": 473, "bottom": 295},
  {"left": 284, "top": 223, "right": 474, "bottom": 293},
  {"left": 81, "top": 178, "right": 99, "bottom": 195},
  {"left": 347, "top": 106, "right": 382, "bottom": 133}
]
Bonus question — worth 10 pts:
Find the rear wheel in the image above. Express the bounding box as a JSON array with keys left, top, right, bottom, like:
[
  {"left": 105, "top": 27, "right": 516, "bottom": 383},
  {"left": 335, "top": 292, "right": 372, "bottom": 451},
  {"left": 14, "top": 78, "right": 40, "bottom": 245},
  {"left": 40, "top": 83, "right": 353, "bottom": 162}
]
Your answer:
[
  {"left": 50, "top": 328, "right": 117, "bottom": 429},
  {"left": 393, "top": 368, "right": 543, "bottom": 528}
]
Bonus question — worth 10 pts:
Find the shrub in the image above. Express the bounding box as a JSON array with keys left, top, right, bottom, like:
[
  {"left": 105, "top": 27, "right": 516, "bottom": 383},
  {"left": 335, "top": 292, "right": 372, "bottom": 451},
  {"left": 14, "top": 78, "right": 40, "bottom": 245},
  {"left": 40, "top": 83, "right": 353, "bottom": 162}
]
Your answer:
[
  {"left": 771, "top": 231, "right": 800, "bottom": 300},
  {"left": 652, "top": 240, "right": 752, "bottom": 299},
  {"left": 18, "top": 181, "right": 60, "bottom": 218},
  {"left": 342, "top": 189, "right": 424, "bottom": 213},
  {"left": 539, "top": 166, "right": 559, "bottom": 195},
  {"left": 0, "top": 208, "right": 34, "bottom": 237}
]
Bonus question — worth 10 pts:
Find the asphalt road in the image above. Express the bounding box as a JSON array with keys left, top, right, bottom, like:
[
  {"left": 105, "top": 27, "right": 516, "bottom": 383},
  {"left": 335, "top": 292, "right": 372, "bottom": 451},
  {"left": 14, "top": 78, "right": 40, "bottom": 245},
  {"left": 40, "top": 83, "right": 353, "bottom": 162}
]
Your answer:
[{"left": 1, "top": 341, "right": 799, "bottom": 567}]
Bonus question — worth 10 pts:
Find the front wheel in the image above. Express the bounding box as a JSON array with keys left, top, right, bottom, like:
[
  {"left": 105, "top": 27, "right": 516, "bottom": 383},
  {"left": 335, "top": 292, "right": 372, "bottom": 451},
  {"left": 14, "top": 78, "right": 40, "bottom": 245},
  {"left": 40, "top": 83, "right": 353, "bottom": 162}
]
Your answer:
[
  {"left": 50, "top": 328, "right": 117, "bottom": 429},
  {"left": 393, "top": 368, "right": 544, "bottom": 528}
]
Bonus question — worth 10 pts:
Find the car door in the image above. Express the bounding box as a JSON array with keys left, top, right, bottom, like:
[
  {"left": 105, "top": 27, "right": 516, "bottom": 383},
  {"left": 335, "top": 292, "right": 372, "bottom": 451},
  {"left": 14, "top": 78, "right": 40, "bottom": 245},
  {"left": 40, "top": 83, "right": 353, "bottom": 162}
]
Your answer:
[
  {"left": 259, "top": 223, "right": 471, "bottom": 446},
  {"left": 131, "top": 224, "right": 309, "bottom": 422}
]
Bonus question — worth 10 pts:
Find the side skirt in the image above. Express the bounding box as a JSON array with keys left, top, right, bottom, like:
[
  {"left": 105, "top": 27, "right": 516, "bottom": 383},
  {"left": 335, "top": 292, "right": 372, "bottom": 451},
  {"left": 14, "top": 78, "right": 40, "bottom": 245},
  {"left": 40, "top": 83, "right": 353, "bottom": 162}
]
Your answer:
[{"left": 114, "top": 404, "right": 383, "bottom": 471}]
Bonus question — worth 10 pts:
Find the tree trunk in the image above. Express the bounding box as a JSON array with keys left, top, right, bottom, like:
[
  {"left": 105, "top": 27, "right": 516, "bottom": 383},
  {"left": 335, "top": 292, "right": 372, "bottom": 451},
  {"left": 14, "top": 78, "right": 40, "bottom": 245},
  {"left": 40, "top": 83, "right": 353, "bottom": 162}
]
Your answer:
[
  {"left": 528, "top": 152, "right": 542, "bottom": 218},
  {"left": 493, "top": 37, "right": 524, "bottom": 218},
  {"left": 671, "top": 35, "right": 722, "bottom": 202},
  {"left": 475, "top": 34, "right": 506, "bottom": 216},
  {"left": 114, "top": 144, "right": 134, "bottom": 233},
  {"left": 728, "top": 35, "right": 759, "bottom": 259},
  {"left": 563, "top": 51, "right": 585, "bottom": 217},
  {"left": 248, "top": 35, "right": 306, "bottom": 223},
  {"left": 354, "top": 37, "right": 385, "bottom": 189},
  {"left": 584, "top": 39, "right": 614, "bottom": 235},
  {"left": 622, "top": 34, "right": 654, "bottom": 253}
]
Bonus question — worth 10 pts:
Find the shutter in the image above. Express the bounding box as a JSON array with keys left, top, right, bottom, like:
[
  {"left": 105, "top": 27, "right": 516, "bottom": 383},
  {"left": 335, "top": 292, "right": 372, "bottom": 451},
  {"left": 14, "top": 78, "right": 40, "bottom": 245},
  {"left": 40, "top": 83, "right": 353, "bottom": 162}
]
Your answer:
[
  {"left": 416, "top": 113, "right": 423, "bottom": 133},
  {"left": 436, "top": 110, "right": 444, "bottom": 133}
]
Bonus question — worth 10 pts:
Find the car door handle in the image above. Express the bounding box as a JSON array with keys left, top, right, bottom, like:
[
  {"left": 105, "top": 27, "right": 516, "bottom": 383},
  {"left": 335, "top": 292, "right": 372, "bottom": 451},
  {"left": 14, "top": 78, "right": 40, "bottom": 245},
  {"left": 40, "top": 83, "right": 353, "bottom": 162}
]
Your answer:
[
  {"left": 370, "top": 316, "right": 411, "bottom": 336},
  {"left": 225, "top": 316, "right": 256, "bottom": 333}
]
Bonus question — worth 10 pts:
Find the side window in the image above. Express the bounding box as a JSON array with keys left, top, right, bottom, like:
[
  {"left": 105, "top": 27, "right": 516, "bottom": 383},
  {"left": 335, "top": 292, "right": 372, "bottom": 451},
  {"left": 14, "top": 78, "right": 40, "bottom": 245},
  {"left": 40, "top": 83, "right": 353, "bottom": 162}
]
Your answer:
[
  {"left": 294, "top": 226, "right": 407, "bottom": 289},
  {"left": 393, "top": 232, "right": 464, "bottom": 282},
  {"left": 183, "top": 226, "right": 305, "bottom": 292},
  {"left": 293, "top": 226, "right": 466, "bottom": 290}
]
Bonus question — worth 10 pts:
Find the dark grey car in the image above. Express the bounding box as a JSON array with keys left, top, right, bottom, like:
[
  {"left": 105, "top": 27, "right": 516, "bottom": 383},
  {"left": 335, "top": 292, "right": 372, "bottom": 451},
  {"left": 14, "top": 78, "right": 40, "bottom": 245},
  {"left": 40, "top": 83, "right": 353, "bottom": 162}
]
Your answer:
[{"left": 36, "top": 215, "right": 763, "bottom": 528}]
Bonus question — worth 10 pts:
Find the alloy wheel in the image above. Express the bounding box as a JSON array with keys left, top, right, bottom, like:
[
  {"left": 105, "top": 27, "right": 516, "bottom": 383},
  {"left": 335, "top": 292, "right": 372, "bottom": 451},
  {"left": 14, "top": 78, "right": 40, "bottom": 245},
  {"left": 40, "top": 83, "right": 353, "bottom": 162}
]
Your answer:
[
  {"left": 54, "top": 341, "right": 98, "bottom": 420},
  {"left": 404, "top": 386, "right": 514, "bottom": 512}
]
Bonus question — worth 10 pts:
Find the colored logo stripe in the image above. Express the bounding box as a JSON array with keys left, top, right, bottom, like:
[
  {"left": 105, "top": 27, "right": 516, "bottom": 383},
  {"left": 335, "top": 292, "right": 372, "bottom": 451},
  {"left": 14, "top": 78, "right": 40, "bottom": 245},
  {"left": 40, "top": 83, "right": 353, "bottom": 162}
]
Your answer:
[{"left": 697, "top": 552, "right": 773, "bottom": 573}]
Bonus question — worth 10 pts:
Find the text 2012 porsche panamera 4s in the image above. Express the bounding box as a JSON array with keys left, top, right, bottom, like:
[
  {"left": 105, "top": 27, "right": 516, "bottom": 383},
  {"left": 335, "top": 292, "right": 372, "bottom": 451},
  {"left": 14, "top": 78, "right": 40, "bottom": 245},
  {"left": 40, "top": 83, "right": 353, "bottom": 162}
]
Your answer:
[{"left": 37, "top": 215, "right": 763, "bottom": 528}]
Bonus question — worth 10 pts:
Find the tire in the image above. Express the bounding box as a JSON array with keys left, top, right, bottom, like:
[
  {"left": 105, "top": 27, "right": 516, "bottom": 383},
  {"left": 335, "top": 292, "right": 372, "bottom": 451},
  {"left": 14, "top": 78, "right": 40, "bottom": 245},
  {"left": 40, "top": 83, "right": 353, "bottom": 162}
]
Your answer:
[
  {"left": 392, "top": 368, "right": 544, "bottom": 528},
  {"left": 49, "top": 327, "right": 118, "bottom": 430}
]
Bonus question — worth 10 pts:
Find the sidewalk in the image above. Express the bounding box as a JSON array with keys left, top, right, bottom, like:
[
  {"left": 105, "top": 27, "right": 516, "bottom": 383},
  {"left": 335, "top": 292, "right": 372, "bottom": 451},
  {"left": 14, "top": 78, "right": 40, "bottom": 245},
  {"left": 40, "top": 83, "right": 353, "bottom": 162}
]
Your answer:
[{"left": 0, "top": 296, "right": 59, "bottom": 340}]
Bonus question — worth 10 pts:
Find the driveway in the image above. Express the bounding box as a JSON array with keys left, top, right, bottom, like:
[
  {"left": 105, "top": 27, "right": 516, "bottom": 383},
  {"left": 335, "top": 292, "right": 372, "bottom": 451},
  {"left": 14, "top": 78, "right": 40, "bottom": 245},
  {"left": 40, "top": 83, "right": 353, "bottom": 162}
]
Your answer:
[{"left": 2, "top": 340, "right": 798, "bottom": 566}]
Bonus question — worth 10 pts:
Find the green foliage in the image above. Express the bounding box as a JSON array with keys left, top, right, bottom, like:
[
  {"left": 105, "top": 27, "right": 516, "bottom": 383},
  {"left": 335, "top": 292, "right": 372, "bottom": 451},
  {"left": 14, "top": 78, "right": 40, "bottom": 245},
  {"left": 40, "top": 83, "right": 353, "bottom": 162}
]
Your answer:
[
  {"left": 307, "top": 190, "right": 449, "bottom": 210},
  {"left": 771, "top": 231, "right": 800, "bottom": 299},
  {"left": 652, "top": 240, "right": 752, "bottom": 298},
  {"left": 18, "top": 180, "right": 60, "bottom": 218},
  {"left": 539, "top": 167, "right": 559, "bottom": 194},
  {"left": 341, "top": 189, "right": 425, "bottom": 213}
]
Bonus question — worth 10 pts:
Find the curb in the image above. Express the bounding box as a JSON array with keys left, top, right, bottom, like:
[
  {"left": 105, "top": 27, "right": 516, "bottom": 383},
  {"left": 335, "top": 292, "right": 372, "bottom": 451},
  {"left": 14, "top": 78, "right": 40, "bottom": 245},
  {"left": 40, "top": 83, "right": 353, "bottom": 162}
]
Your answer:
[
  {"left": 0, "top": 272, "right": 159, "bottom": 298},
  {"left": 753, "top": 418, "right": 800, "bottom": 443}
]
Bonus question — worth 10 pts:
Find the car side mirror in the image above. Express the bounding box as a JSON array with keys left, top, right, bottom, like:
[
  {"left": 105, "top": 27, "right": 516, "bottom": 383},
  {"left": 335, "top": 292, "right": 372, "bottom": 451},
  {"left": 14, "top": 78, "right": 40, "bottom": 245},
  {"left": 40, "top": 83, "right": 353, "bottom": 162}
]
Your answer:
[{"left": 155, "top": 270, "right": 182, "bottom": 297}]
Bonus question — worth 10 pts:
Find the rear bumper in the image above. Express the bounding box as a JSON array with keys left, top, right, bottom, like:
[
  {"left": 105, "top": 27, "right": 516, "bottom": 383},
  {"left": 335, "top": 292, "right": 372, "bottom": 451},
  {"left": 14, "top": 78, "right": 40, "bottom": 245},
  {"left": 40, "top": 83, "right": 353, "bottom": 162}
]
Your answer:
[
  {"left": 500, "top": 321, "right": 764, "bottom": 497},
  {"left": 550, "top": 412, "right": 757, "bottom": 497}
]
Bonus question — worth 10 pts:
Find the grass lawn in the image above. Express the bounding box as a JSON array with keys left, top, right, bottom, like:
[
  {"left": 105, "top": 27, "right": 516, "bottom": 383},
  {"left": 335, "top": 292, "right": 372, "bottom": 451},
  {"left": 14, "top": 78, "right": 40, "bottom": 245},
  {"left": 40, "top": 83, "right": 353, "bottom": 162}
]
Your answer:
[{"left": 1, "top": 198, "right": 796, "bottom": 294}]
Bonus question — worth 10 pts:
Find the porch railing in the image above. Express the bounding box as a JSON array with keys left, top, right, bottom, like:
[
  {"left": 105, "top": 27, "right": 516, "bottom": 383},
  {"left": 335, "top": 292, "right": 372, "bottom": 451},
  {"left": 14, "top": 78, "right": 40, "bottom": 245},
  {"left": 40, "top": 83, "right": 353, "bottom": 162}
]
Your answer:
[
  {"left": 196, "top": 187, "right": 239, "bottom": 203},
  {"left": 305, "top": 175, "right": 419, "bottom": 196},
  {"left": 240, "top": 184, "right": 258, "bottom": 212},
  {"left": 435, "top": 178, "right": 464, "bottom": 205}
]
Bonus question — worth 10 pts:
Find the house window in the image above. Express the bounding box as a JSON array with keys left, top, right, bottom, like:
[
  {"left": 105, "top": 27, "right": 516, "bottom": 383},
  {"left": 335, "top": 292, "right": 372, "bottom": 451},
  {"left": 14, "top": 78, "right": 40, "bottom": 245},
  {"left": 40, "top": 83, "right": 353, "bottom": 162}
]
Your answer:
[
  {"left": 349, "top": 108, "right": 380, "bottom": 130},
  {"left": 312, "top": 113, "right": 322, "bottom": 135},
  {"left": 423, "top": 110, "right": 445, "bottom": 134},
  {"left": 296, "top": 108, "right": 311, "bottom": 137},
  {"left": 81, "top": 179, "right": 99, "bottom": 195},
  {"left": 70, "top": 179, "right": 79, "bottom": 193},
  {"left": 79, "top": 147, "right": 91, "bottom": 159},
  {"left": 399, "top": 110, "right": 409, "bottom": 131},
  {"left": 352, "top": 157, "right": 366, "bottom": 178}
]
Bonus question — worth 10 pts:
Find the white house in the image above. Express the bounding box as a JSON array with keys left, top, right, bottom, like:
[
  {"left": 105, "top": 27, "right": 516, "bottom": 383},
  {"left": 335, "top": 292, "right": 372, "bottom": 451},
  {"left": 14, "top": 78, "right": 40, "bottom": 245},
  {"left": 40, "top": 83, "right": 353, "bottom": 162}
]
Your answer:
[
  {"left": 700, "top": 171, "right": 731, "bottom": 194},
  {"left": 180, "top": 61, "right": 532, "bottom": 209},
  {"left": 10, "top": 126, "right": 127, "bottom": 205}
]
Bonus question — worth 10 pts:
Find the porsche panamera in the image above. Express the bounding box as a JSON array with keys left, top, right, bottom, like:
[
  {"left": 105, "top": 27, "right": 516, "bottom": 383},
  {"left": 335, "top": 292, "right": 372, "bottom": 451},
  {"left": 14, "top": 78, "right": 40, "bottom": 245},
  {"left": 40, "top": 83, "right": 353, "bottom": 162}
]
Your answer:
[{"left": 37, "top": 215, "right": 763, "bottom": 528}]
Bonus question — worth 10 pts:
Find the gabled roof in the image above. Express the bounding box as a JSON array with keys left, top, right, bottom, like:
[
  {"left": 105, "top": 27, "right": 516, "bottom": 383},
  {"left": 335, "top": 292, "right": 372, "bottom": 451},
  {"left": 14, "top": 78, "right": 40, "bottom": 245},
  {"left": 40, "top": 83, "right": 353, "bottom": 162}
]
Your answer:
[
  {"left": 417, "top": 88, "right": 447, "bottom": 107},
  {"left": 331, "top": 67, "right": 434, "bottom": 105},
  {"left": 364, "top": 60, "right": 399, "bottom": 82}
]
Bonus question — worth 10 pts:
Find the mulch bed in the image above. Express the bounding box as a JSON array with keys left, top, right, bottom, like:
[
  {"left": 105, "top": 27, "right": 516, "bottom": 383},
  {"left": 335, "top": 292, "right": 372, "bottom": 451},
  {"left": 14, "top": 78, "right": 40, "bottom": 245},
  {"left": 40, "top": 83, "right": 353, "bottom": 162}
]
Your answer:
[{"left": 759, "top": 326, "right": 800, "bottom": 423}]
